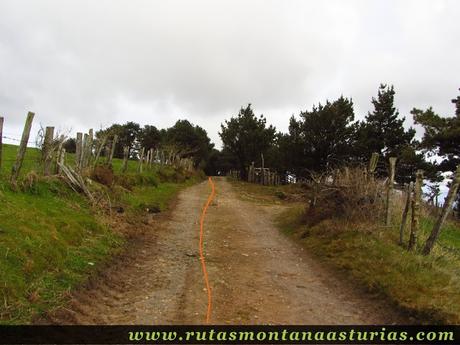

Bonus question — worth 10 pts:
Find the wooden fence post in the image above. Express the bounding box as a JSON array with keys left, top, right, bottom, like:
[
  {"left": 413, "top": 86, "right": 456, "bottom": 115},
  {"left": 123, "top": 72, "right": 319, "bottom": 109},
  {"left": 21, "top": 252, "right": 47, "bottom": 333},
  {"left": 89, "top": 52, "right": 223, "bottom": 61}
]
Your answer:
[
  {"left": 423, "top": 165, "right": 460, "bottom": 255},
  {"left": 54, "top": 135, "right": 64, "bottom": 174},
  {"left": 149, "top": 148, "right": 154, "bottom": 168},
  {"left": 138, "top": 147, "right": 145, "bottom": 173},
  {"left": 0, "top": 116, "right": 4, "bottom": 170},
  {"left": 107, "top": 135, "right": 118, "bottom": 165},
  {"left": 75, "top": 132, "right": 83, "bottom": 171},
  {"left": 145, "top": 149, "right": 151, "bottom": 170},
  {"left": 42, "top": 126, "right": 55, "bottom": 176},
  {"left": 399, "top": 182, "right": 413, "bottom": 246},
  {"left": 409, "top": 170, "right": 423, "bottom": 251},
  {"left": 93, "top": 135, "right": 107, "bottom": 168},
  {"left": 86, "top": 129, "right": 93, "bottom": 166},
  {"left": 368, "top": 152, "right": 379, "bottom": 178},
  {"left": 385, "top": 157, "right": 397, "bottom": 226},
  {"left": 261, "top": 153, "right": 265, "bottom": 185},
  {"left": 81, "top": 133, "right": 89, "bottom": 169},
  {"left": 57, "top": 148, "right": 66, "bottom": 174},
  {"left": 11, "top": 112, "right": 35, "bottom": 185},
  {"left": 122, "top": 146, "right": 129, "bottom": 173}
]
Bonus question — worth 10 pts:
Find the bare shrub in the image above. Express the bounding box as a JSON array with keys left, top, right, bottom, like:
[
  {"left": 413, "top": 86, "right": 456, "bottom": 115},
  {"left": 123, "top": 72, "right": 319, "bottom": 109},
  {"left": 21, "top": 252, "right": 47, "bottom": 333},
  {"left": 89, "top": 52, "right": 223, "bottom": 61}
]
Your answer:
[{"left": 304, "top": 166, "right": 386, "bottom": 228}]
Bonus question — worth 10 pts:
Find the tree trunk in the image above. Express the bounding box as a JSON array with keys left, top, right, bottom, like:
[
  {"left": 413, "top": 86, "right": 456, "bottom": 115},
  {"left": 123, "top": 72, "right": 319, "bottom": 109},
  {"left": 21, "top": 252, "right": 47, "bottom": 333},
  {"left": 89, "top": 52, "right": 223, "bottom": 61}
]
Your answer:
[{"left": 385, "top": 157, "right": 397, "bottom": 226}]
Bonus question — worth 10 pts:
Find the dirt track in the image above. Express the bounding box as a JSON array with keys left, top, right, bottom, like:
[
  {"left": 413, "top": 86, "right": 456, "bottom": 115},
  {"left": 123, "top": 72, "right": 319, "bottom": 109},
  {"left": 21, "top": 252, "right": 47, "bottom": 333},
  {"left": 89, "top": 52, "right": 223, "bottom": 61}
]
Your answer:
[{"left": 44, "top": 177, "right": 406, "bottom": 324}]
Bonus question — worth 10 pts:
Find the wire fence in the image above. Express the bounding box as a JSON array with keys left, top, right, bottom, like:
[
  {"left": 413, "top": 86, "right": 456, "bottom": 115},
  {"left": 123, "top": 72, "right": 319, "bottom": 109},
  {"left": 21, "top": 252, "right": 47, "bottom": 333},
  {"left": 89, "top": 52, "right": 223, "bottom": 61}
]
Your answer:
[
  {"left": 1, "top": 134, "right": 40, "bottom": 164},
  {"left": 2, "top": 135, "right": 36, "bottom": 144},
  {"left": 0, "top": 113, "right": 196, "bottom": 185}
]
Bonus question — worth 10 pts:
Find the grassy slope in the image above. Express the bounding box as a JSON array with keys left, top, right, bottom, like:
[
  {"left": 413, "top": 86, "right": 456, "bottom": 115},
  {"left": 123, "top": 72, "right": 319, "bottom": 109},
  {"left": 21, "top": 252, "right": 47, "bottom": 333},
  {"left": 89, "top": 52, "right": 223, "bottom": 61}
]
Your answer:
[
  {"left": 230, "top": 179, "right": 460, "bottom": 324},
  {"left": 0, "top": 144, "right": 201, "bottom": 324}
]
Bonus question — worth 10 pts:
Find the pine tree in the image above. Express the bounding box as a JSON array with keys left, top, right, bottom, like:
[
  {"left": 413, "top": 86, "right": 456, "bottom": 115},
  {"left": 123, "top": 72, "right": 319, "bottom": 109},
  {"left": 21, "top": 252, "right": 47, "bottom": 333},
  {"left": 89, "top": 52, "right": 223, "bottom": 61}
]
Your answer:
[
  {"left": 290, "top": 96, "right": 355, "bottom": 173},
  {"left": 356, "top": 84, "right": 415, "bottom": 159},
  {"left": 219, "top": 104, "right": 276, "bottom": 178},
  {"left": 413, "top": 88, "right": 460, "bottom": 172},
  {"left": 452, "top": 88, "right": 460, "bottom": 117}
]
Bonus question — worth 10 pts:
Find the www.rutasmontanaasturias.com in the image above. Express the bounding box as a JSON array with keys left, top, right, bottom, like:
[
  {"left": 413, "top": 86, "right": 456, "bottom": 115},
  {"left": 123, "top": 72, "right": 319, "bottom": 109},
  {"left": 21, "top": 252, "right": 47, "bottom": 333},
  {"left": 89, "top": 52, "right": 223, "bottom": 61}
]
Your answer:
[{"left": 127, "top": 327, "right": 455, "bottom": 343}]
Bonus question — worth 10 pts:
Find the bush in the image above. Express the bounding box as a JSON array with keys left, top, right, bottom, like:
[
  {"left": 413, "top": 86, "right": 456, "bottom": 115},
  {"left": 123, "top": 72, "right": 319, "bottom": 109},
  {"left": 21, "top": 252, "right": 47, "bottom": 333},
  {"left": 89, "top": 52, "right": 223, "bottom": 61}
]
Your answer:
[{"left": 305, "top": 166, "right": 386, "bottom": 228}]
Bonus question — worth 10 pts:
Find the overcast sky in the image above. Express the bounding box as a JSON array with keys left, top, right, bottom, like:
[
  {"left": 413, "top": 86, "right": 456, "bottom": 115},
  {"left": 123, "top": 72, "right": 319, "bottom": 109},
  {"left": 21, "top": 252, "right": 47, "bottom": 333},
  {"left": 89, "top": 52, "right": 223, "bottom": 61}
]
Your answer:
[{"left": 0, "top": 0, "right": 459, "bottom": 148}]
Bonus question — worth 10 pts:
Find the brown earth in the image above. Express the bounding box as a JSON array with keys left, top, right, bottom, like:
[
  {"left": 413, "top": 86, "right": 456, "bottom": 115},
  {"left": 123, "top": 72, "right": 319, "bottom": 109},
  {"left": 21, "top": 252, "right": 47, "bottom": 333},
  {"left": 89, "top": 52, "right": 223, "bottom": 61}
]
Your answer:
[{"left": 41, "top": 177, "right": 408, "bottom": 325}]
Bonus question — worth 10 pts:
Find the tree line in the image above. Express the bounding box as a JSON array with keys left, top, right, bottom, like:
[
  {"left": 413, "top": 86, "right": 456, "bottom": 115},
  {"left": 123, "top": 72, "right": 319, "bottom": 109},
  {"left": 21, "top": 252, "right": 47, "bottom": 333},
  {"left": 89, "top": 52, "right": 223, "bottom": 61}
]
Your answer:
[
  {"left": 60, "top": 84, "right": 460, "bottom": 197},
  {"left": 218, "top": 85, "right": 460, "bottom": 192},
  {"left": 63, "top": 119, "right": 216, "bottom": 174}
]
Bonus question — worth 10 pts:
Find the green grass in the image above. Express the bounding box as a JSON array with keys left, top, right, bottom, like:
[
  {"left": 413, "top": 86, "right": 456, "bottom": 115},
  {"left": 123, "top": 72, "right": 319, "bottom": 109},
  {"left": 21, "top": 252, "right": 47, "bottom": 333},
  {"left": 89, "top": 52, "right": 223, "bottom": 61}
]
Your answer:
[
  {"left": 0, "top": 178, "right": 122, "bottom": 324},
  {"left": 420, "top": 217, "right": 460, "bottom": 251},
  {"left": 122, "top": 179, "right": 200, "bottom": 214},
  {"left": 0, "top": 144, "right": 42, "bottom": 178},
  {"left": 231, "top": 180, "right": 460, "bottom": 324},
  {"left": 0, "top": 143, "right": 147, "bottom": 178},
  {"left": 274, "top": 204, "right": 460, "bottom": 324},
  {"left": 0, "top": 144, "right": 203, "bottom": 324}
]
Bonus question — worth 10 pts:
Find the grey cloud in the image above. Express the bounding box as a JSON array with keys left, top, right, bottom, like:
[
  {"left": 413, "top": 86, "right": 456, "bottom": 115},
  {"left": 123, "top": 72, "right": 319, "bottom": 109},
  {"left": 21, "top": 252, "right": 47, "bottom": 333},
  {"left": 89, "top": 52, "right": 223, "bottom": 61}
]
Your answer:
[{"left": 0, "top": 0, "right": 459, "bottom": 147}]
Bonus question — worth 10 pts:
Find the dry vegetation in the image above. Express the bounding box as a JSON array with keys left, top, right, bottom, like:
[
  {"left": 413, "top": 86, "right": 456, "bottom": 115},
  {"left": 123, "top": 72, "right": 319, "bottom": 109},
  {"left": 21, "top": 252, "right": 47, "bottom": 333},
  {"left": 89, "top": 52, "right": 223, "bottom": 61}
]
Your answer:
[{"left": 301, "top": 167, "right": 387, "bottom": 229}]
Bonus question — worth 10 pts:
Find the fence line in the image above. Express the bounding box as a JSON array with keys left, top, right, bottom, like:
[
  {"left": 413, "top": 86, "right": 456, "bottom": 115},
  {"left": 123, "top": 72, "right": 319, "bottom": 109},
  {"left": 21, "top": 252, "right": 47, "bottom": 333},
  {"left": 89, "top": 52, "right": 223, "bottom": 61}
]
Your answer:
[
  {"left": 0, "top": 113, "right": 196, "bottom": 178},
  {"left": 226, "top": 152, "right": 460, "bottom": 256},
  {"left": 2, "top": 135, "right": 35, "bottom": 144}
]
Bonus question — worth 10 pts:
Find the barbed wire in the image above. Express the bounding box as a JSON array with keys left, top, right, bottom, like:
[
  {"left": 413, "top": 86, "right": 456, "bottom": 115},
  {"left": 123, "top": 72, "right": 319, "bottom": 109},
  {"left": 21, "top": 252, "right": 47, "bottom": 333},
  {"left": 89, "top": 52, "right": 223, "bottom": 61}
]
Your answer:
[
  {"left": 1, "top": 135, "right": 36, "bottom": 144},
  {"left": 0, "top": 134, "right": 42, "bottom": 164}
]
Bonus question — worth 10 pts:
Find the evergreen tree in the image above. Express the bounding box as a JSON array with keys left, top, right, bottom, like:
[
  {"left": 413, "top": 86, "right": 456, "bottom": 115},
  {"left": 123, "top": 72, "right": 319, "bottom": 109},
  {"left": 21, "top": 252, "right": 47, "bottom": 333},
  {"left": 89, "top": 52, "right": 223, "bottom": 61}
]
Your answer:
[
  {"left": 96, "top": 121, "right": 141, "bottom": 158},
  {"left": 413, "top": 89, "right": 460, "bottom": 214},
  {"left": 219, "top": 104, "right": 276, "bottom": 178},
  {"left": 278, "top": 117, "right": 306, "bottom": 176},
  {"left": 351, "top": 84, "right": 432, "bottom": 183},
  {"left": 291, "top": 96, "right": 355, "bottom": 173},
  {"left": 138, "top": 125, "right": 161, "bottom": 151},
  {"left": 354, "top": 84, "right": 415, "bottom": 160},
  {"left": 162, "top": 120, "right": 214, "bottom": 167},
  {"left": 413, "top": 89, "right": 460, "bottom": 173}
]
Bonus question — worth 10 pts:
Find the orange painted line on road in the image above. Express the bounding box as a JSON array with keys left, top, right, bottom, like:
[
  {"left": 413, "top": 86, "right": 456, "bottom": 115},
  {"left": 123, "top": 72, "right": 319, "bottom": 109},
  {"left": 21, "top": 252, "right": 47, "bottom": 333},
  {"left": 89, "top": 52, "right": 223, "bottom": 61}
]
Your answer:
[{"left": 199, "top": 176, "right": 216, "bottom": 324}]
